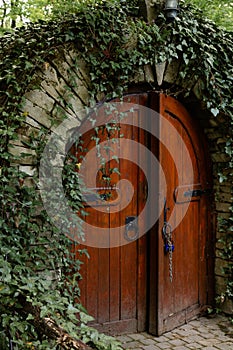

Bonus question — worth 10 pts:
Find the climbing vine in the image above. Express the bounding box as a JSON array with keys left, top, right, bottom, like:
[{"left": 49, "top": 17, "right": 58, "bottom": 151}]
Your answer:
[{"left": 0, "top": 0, "right": 233, "bottom": 348}]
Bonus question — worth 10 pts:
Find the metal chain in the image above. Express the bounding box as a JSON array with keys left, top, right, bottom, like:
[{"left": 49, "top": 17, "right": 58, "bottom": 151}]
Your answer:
[
  {"left": 162, "top": 222, "right": 173, "bottom": 282},
  {"left": 162, "top": 198, "right": 174, "bottom": 283},
  {"left": 168, "top": 242, "right": 173, "bottom": 282}
]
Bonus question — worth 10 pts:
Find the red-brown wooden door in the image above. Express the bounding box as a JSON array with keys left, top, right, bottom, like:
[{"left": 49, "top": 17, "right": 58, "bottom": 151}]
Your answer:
[
  {"left": 72, "top": 93, "right": 213, "bottom": 335},
  {"left": 149, "top": 94, "right": 213, "bottom": 335},
  {"left": 73, "top": 94, "right": 149, "bottom": 334}
]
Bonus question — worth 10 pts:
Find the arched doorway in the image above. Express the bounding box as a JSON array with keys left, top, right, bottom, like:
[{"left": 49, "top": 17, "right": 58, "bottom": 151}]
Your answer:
[{"left": 72, "top": 92, "right": 214, "bottom": 335}]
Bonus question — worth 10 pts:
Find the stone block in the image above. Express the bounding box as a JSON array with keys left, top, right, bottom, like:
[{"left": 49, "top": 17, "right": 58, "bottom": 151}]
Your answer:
[
  {"left": 41, "top": 79, "right": 61, "bottom": 100},
  {"left": 8, "top": 145, "right": 36, "bottom": 164},
  {"left": 22, "top": 99, "right": 52, "bottom": 128},
  {"left": 215, "top": 257, "right": 229, "bottom": 276},
  {"left": 215, "top": 275, "right": 227, "bottom": 293},
  {"left": 145, "top": 0, "right": 164, "bottom": 23},
  {"left": 51, "top": 103, "right": 74, "bottom": 122},
  {"left": 22, "top": 177, "right": 35, "bottom": 187},
  {"left": 25, "top": 115, "right": 41, "bottom": 129},
  {"left": 19, "top": 165, "right": 36, "bottom": 176},
  {"left": 221, "top": 298, "right": 233, "bottom": 315},
  {"left": 24, "top": 89, "right": 54, "bottom": 112},
  {"left": 216, "top": 202, "right": 231, "bottom": 213},
  {"left": 131, "top": 68, "right": 145, "bottom": 84},
  {"left": 68, "top": 51, "right": 91, "bottom": 86},
  {"left": 219, "top": 185, "right": 232, "bottom": 194},
  {"left": 16, "top": 125, "right": 40, "bottom": 139},
  {"left": 211, "top": 152, "right": 229, "bottom": 163},
  {"left": 217, "top": 137, "right": 228, "bottom": 144},
  {"left": 217, "top": 191, "right": 232, "bottom": 203},
  {"left": 10, "top": 133, "right": 30, "bottom": 147},
  {"left": 215, "top": 240, "right": 226, "bottom": 250},
  {"left": 41, "top": 62, "right": 60, "bottom": 84}
]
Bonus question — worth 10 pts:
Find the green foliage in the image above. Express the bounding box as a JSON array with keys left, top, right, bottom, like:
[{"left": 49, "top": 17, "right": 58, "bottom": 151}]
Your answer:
[
  {"left": 0, "top": 0, "right": 138, "bottom": 34},
  {"left": 0, "top": 0, "right": 51, "bottom": 32},
  {"left": 1, "top": 0, "right": 233, "bottom": 33},
  {"left": 0, "top": 0, "right": 233, "bottom": 347},
  {"left": 184, "top": 0, "right": 233, "bottom": 31}
]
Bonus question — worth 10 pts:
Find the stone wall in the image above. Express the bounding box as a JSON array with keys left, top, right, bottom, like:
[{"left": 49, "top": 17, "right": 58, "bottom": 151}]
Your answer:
[
  {"left": 11, "top": 43, "right": 232, "bottom": 314},
  {"left": 204, "top": 114, "right": 232, "bottom": 314}
]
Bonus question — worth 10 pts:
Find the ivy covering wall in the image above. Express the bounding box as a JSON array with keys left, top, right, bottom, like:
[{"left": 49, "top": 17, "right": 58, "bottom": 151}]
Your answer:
[{"left": 0, "top": 0, "right": 233, "bottom": 348}]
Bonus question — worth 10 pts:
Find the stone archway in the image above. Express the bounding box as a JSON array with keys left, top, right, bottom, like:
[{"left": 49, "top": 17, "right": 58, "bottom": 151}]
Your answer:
[{"left": 10, "top": 36, "right": 231, "bottom": 320}]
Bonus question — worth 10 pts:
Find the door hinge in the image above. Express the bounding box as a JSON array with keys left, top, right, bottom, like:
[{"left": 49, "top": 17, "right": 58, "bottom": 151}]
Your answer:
[{"left": 184, "top": 188, "right": 212, "bottom": 198}]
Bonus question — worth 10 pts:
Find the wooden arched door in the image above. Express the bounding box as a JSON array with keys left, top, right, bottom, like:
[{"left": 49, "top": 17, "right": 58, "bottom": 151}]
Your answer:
[
  {"left": 72, "top": 93, "right": 213, "bottom": 335},
  {"left": 150, "top": 94, "right": 214, "bottom": 335}
]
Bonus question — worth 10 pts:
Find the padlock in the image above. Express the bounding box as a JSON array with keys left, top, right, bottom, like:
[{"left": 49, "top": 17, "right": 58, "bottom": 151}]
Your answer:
[{"left": 164, "top": 242, "right": 174, "bottom": 253}]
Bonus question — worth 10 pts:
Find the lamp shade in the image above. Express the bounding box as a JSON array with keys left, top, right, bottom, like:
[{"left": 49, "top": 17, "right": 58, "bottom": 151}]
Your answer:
[{"left": 165, "top": 0, "right": 179, "bottom": 20}]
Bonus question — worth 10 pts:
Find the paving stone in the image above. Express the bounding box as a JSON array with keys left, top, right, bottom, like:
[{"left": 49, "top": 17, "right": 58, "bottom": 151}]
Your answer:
[
  {"left": 143, "top": 345, "right": 161, "bottom": 350},
  {"left": 122, "top": 341, "right": 141, "bottom": 348},
  {"left": 215, "top": 343, "right": 233, "bottom": 350},
  {"left": 162, "top": 333, "right": 177, "bottom": 340},
  {"left": 198, "top": 332, "right": 214, "bottom": 339},
  {"left": 186, "top": 343, "right": 203, "bottom": 349},
  {"left": 168, "top": 339, "right": 186, "bottom": 346},
  {"left": 140, "top": 338, "right": 158, "bottom": 346},
  {"left": 195, "top": 327, "right": 211, "bottom": 334},
  {"left": 116, "top": 335, "right": 132, "bottom": 343},
  {"left": 216, "top": 334, "right": 233, "bottom": 341},
  {"left": 152, "top": 336, "right": 171, "bottom": 343},
  {"left": 198, "top": 338, "right": 222, "bottom": 346},
  {"left": 155, "top": 342, "right": 171, "bottom": 349},
  {"left": 178, "top": 324, "right": 195, "bottom": 331},
  {"left": 128, "top": 333, "right": 147, "bottom": 341},
  {"left": 206, "top": 323, "right": 222, "bottom": 330},
  {"left": 180, "top": 329, "right": 200, "bottom": 336},
  {"left": 141, "top": 332, "right": 154, "bottom": 338},
  {"left": 173, "top": 329, "right": 196, "bottom": 337},
  {"left": 170, "top": 333, "right": 187, "bottom": 341},
  {"left": 189, "top": 320, "right": 202, "bottom": 327},
  {"left": 212, "top": 330, "right": 229, "bottom": 338},
  {"left": 182, "top": 334, "right": 205, "bottom": 343},
  {"left": 119, "top": 316, "right": 232, "bottom": 350}
]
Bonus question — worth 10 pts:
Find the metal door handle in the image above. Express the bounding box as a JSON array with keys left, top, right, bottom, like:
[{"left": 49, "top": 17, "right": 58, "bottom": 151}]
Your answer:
[{"left": 124, "top": 216, "right": 139, "bottom": 242}]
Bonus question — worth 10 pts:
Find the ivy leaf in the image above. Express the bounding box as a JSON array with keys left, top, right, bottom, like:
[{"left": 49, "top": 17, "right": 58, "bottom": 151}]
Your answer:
[
  {"left": 206, "top": 55, "right": 214, "bottom": 67},
  {"left": 67, "top": 304, "right": 80, "bottom": 314},
  {"left": 176, "top": 44, "right": 183, "bottom": 51},
  {"left": 218, "top": 173, "right": 227, "bottom": 183},
  {"left": 79, "top": 311, "right": 94, "bottom": 324},
  {"left": 210, "top": 107, "right": 219, "bottom": 117},
  {"left": 183, "top": 53, "right": 189, "bottom": 65}
]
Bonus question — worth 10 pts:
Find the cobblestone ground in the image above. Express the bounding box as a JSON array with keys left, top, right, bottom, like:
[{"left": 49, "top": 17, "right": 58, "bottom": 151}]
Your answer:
[{"left": 116, "top": 315, "right": 233, "bottom": 350}]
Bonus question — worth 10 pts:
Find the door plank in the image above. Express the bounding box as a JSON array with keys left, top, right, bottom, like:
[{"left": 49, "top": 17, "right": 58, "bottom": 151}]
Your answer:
[
  {"left": 119, "top": 115, "right": 138, "bottom": 321},
  {"left": 98, "top": 248, "right": 110, "bottom": 323},
  {"left": 137, "top": 96, "right": 149, "bottom": 331}
]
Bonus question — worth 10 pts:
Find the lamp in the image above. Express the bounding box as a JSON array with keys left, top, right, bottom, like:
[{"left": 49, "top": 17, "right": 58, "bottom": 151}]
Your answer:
[{"left": 165, "top": 0, "right": 179, "bottom": 21}]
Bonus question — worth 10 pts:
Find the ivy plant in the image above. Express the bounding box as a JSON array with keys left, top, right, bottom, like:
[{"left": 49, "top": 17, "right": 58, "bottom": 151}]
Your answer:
[{"left": 0, "top": 0, "right": 233, "bottom": 348}]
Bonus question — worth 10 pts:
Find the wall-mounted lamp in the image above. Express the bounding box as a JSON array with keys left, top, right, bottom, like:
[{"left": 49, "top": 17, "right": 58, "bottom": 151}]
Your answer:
[{"left": 165, "top": 0, "right": 179, "bottom": 21}]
